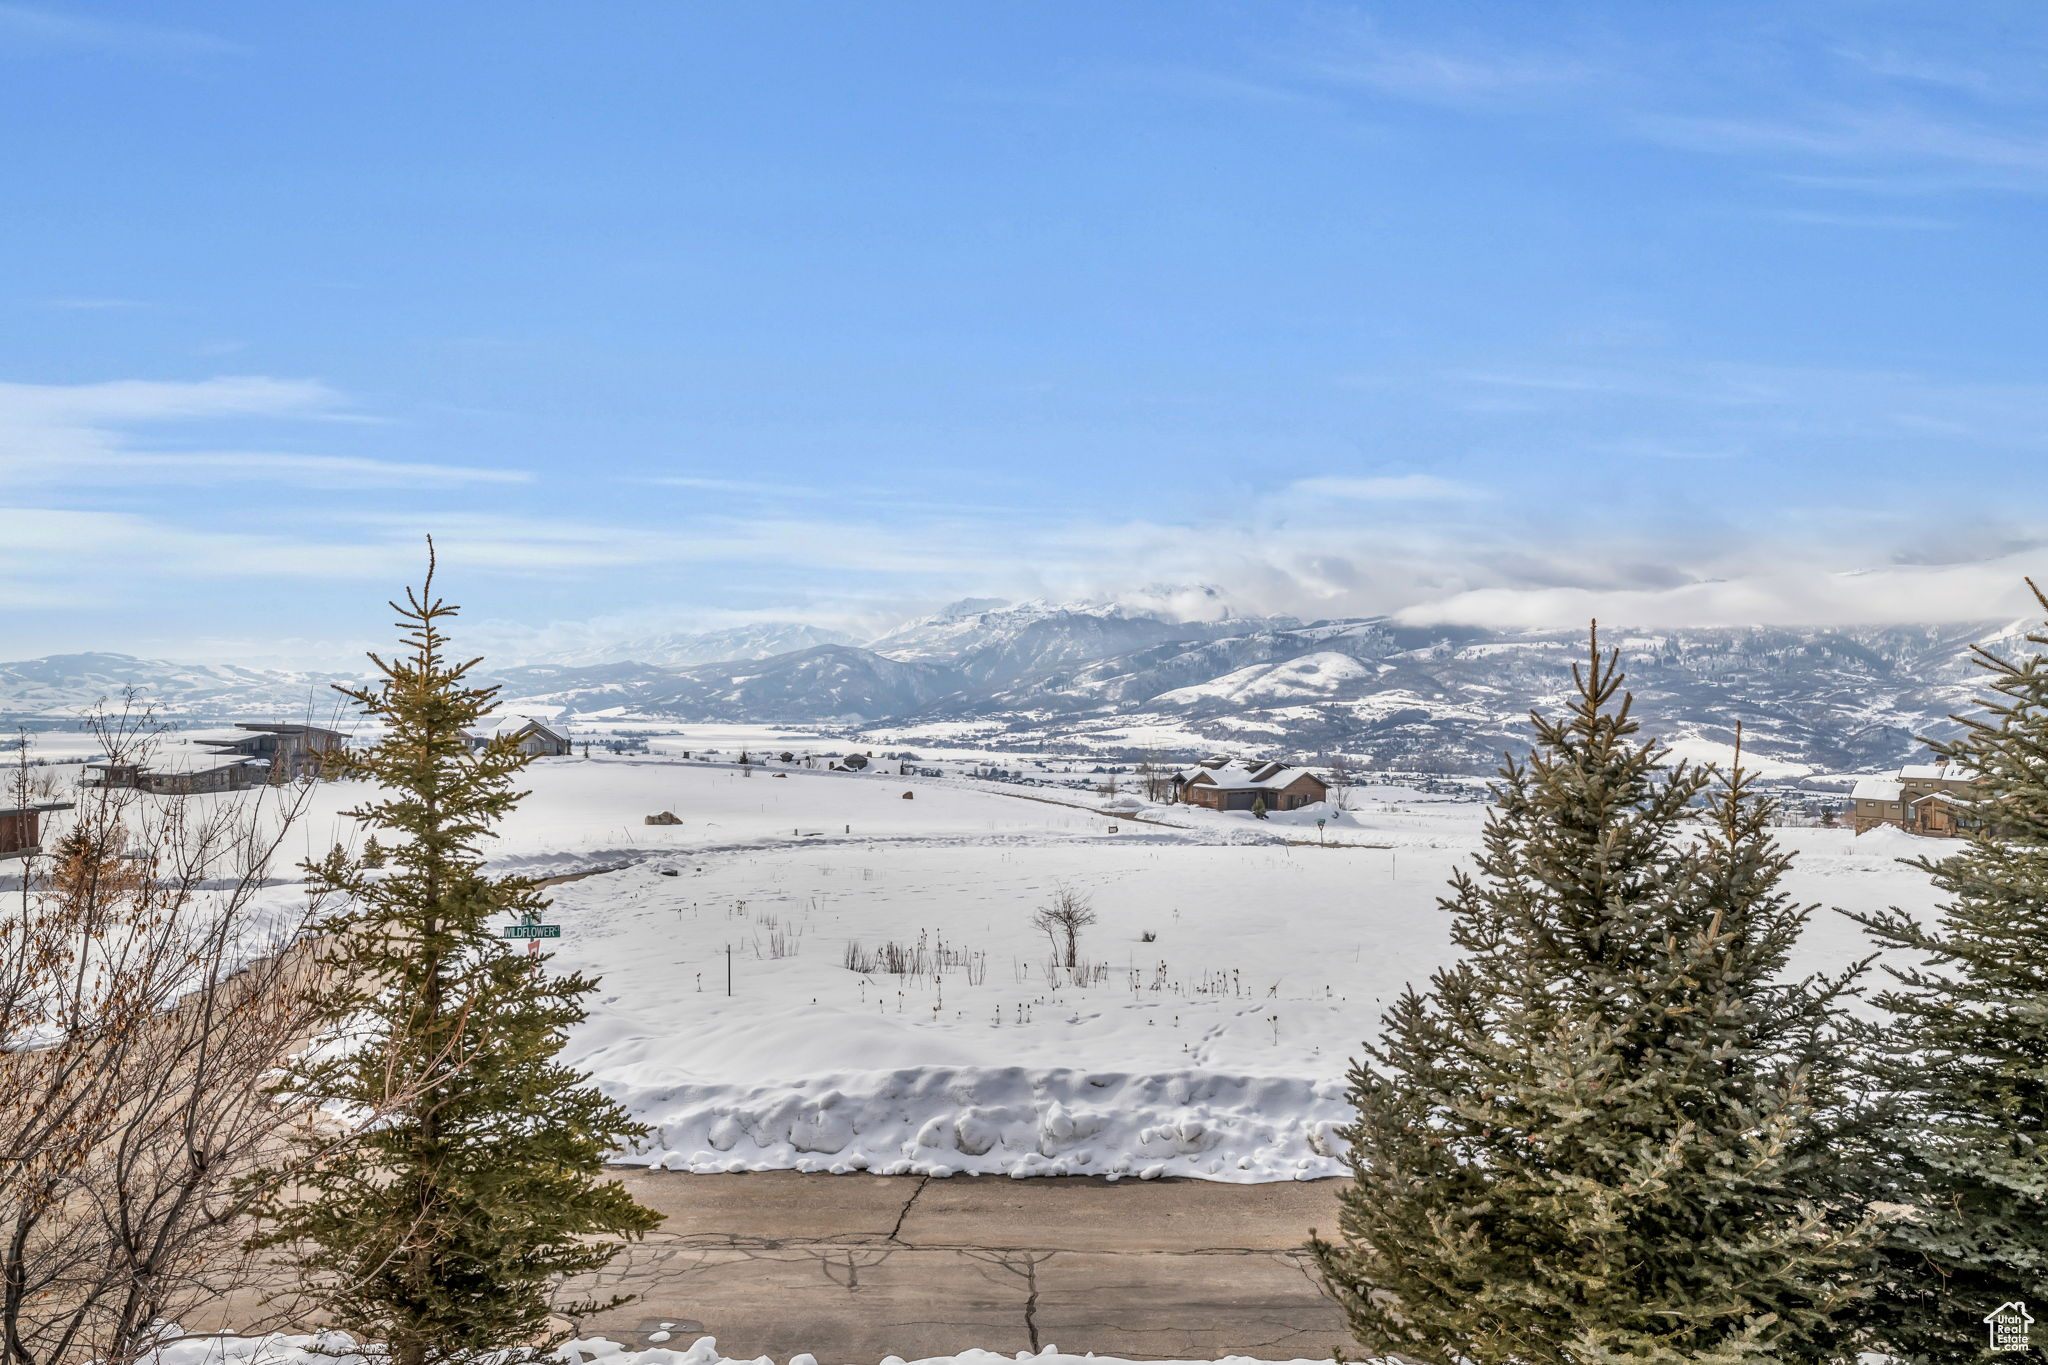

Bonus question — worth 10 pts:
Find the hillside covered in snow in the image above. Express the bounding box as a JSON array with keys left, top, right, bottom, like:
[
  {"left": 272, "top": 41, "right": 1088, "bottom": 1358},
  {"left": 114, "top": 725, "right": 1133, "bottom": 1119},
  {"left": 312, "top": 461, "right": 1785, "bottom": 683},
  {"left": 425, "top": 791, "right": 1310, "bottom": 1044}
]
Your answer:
[{"left": 1, "top": 599, "right": 2022, "bottom": 776}]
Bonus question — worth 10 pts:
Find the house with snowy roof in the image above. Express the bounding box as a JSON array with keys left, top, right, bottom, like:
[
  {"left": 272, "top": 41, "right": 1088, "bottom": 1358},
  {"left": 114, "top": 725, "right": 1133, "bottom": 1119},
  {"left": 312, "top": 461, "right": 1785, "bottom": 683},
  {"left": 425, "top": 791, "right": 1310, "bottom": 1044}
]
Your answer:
[
  {"left": 1173, "top": 757, "right": 1328, "bottom": 813},
  {"left": 472, "top": 715, "right": 572, "bottom": 757},
  {"left": 1849, "top": 760, "right": 1978, "bottom": 837}
]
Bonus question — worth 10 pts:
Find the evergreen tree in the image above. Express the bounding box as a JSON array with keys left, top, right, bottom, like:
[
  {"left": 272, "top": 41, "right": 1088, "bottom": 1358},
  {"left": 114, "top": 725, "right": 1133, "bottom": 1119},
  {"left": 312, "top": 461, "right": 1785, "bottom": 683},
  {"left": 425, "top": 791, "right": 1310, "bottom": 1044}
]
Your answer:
[
  {"left": 1850, "top": 583, "right": 2048, "bottom": 1361},
  {"left": 256, "top": 556, "right": 659, "bottom": 1365},
  {"left": 1309, "top": 634, "right": 1877, "bottom": 1364}
]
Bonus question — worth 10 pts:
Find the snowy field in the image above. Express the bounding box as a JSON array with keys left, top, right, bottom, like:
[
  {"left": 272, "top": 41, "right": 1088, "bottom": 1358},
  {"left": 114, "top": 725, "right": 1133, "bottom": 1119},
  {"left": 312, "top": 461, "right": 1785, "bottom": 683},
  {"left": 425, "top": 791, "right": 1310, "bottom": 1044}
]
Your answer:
[{"left": 14, "top": 729, "right": 1944, "bottom": 1184}]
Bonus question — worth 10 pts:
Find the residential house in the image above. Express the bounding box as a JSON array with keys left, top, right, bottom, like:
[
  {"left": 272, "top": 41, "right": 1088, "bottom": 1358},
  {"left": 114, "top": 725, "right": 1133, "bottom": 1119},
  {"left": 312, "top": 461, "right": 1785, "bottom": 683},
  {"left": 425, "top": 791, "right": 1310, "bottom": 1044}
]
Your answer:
[
  {"left": 1849, "top": 761, "right": 1979, "bottom": 837},
  {"left": 84, "top": 751, "right": 269, "bottom": 795},
  {"left": 1174, "top": 757, "right": 1329, "bottom": 813},
  {"left": 475, "top": 716, "right": 572, "bottom": 757},
  {"left": 1, "top": 800, "right": 74, "bottom": 861},
  {"left": 195, "top": 723, "right": 347, "bottom": 780},
  {"left": 81, "top": 721, "right": 345, "bottom": 795}
]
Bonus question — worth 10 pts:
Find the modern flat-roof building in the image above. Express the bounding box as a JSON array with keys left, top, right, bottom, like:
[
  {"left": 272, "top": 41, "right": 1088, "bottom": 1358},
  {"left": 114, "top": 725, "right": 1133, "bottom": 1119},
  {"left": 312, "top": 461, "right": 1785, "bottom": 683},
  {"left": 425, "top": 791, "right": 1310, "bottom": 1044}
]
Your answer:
[
  {"left": 194, "top": 724, "right": 347, "bottom": 779},
  {"left": 85, "top": 752, "right": 269, "bottom": 795}
]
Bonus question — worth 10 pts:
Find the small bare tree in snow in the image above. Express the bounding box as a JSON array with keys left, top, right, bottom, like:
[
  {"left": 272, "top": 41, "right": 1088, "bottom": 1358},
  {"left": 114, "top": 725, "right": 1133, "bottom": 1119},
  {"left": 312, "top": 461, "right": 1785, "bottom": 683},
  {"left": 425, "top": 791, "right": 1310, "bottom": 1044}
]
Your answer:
[
  {"left": 1032, "top": 885, "right": 1098, "bottom": 969},
  {"left": 1323, "top": 751, "right": 1358, "bottom": 810},
  {"left": 1137, "top": 751, "right": 1177, "bottom": 803}
]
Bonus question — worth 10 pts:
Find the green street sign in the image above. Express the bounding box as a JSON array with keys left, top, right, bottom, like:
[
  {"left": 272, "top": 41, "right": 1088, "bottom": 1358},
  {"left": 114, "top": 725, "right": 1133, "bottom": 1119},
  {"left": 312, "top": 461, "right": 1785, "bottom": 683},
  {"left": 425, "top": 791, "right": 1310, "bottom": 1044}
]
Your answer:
[{"left": 503, "top": 924, "right": 561, "bottom": 939}]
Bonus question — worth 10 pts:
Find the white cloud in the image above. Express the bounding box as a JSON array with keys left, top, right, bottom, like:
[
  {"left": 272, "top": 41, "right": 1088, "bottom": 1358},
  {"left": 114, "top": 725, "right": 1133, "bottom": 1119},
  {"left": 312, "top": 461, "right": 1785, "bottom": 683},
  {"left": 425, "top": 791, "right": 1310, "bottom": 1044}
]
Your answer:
[
  {"left": 1286, "top": 474, "right": 1482, "bottom": 502},
  {"left": 0, "top": 3, "right": 239, "bottom": 58},
  {"left": 0, "top": 375, "right": 528, "bottom": 487},
  {"left": 642, "top": 475, "right": 831, "bottom": 498},
  {"left": 1298, "top": 22, "right": 1598, "bottom": 109},
  {"left": 1642, "top": 106, "right": 2048, "bottom": 192},
  {"left": 1394, "top": 552, "right": 2048, "bottom": 631}
]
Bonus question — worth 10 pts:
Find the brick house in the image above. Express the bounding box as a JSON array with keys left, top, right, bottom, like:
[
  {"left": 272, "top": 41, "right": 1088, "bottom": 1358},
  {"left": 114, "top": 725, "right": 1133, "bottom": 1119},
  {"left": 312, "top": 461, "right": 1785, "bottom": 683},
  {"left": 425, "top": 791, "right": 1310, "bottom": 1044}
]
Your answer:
[
  {"left": 1174, "top": 757, "right": 1329, "bottom": 813},
  {"left": 1849, "top": 761, "right": 1978, "bottom": 837}
]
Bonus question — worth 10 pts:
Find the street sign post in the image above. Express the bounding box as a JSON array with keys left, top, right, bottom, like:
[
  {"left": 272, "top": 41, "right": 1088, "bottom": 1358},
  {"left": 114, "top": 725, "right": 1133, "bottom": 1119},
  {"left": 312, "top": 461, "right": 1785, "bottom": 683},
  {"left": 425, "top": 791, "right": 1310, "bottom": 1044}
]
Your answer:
[{"left": 502, "top": 924, "right": 561, "bottom": 939}]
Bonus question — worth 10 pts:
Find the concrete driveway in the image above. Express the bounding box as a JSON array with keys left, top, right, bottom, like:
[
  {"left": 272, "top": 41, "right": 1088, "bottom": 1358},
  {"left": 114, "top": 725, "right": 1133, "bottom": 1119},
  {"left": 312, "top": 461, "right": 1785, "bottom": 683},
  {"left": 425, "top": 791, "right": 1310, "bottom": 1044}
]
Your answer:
[{"left": 563, "top": 1170, "right": 1350, "bottom": 1363}]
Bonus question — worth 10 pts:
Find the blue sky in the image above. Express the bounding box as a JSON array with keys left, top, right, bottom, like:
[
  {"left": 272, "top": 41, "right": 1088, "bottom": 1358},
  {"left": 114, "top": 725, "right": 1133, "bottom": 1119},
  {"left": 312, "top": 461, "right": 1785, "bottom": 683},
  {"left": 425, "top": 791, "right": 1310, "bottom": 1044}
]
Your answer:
[{"left": 7, "top": 1, "right": 2048, "bottom": 663}]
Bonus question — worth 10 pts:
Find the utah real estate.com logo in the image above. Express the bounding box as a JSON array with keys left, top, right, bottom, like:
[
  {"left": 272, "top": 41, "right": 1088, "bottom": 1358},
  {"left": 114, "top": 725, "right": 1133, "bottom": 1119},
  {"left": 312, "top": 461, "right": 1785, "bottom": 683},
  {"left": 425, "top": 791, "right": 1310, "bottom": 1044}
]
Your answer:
[{"left": 1987, "top": 1300, "right": 2034, "bottom": 1352}]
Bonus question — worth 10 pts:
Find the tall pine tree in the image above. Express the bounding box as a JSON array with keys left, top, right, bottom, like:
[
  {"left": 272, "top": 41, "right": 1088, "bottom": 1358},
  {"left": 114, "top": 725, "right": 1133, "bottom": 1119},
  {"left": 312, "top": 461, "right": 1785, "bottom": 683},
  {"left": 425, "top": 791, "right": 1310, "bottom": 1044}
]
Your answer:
[
  {"left": 1851, "top": 582, "right": 2048, "bottom": 1361},
  {"left": 1309, "top": 632, "right": 1877, "bottom": 1364},
  {"left": 257, "top": 554, "right": 659, "bottom": 1365}
]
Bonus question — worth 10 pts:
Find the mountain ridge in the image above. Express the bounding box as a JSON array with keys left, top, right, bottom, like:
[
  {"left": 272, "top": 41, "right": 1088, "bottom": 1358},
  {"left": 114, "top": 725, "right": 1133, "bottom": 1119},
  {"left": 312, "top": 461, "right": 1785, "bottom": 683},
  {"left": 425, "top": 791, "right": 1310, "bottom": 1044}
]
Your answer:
[{"left": 4, "top": 604, "right": 2025, "bottom": 777}]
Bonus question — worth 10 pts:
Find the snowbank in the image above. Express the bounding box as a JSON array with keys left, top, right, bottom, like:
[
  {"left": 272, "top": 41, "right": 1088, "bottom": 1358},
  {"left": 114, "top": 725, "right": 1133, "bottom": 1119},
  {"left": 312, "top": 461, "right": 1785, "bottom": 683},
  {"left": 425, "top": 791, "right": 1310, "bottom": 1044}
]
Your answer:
[
  {"left": 145, "top": 1334, "right": 1341, "bottom": 1365},
  {"left": 615, "top": 1065, "right": 1350, "bottom": 1181}
]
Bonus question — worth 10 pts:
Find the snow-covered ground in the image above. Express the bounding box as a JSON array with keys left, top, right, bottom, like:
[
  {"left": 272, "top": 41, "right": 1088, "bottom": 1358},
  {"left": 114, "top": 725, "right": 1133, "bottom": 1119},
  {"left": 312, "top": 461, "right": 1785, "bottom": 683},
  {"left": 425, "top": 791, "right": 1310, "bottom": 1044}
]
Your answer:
[
  {"left": 147, "top": 1333, "right": 1336, "bottom": 1365},
  {"left": 14, "top": 732, "right": 1945, "bottom": 1184}
]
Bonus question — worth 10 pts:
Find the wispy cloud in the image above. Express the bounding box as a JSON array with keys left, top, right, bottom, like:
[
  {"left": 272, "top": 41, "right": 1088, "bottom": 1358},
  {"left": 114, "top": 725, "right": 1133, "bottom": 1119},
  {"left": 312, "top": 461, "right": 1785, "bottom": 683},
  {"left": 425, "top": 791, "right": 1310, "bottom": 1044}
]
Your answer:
[
  {"left": 1644, "top": 106, "right": 2048, "bottom": 192},
  {"left": 1286, "top": 474, "right": 1483, "bottom": 502},
  {"left": 1297, "top": 21, "right": 1598, "bottom": 109},
  {"left": 1753, "top": 207, "right": 1956, "bottom": 230},
  {"left": 642, "top": 475, "right": 831, "bottom": 498},
  {"left": 0, "top": 3, "right": 239, "bottom": 58},
  {"left": 38, "top": 296, "right": 148, "bottom": 310},
  {"left": 0, "top": 375, "right": 528, "bottom": 488},
  {"left": 1259, "top": 13, "right": 2048, "bottom": 199}
]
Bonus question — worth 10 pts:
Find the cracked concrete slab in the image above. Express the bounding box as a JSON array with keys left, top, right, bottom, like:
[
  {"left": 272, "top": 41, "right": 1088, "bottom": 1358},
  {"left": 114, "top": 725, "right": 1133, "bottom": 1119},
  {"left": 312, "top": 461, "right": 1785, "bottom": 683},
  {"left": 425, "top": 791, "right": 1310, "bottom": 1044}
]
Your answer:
[
  {"left": 559, "top": 1171, "right": 1349, "bottom": 1361},
  {"left": 893, "top": 1173, "right": 1338, "bottom": 1253},
  {"left": 621, "top": 1167, "right": 918, "bottom": 1245},
  {"left": 1030, "top": 1251, "right": 1345, "bottom": 1360}
]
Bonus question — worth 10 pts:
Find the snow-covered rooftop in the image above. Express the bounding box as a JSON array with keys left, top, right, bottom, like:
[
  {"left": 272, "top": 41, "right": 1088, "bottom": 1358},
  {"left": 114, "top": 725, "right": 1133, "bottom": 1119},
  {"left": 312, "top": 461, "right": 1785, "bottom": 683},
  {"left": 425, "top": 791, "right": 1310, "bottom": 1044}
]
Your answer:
[
  {"left": 1176, "top": 759, "right": 1322, "bottom": 791},
  {"left": 1851, "top": 776, "right": 1902, "bottom": 801}
]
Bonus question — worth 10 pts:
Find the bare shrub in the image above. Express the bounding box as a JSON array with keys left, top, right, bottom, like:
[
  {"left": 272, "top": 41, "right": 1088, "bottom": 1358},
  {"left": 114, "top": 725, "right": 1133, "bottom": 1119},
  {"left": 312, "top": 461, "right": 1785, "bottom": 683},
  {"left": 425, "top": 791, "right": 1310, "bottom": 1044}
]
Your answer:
[
  {"left": 1032, "top": 885, "right": 1097, "bottom": 969},
  {"left": 0, "top": 701, "right": 365, "bottom": 1365},
  {"left": 878, "top": 938, "right": 922, "bottom": 975},
  {"left": 842, "top": 931, "right": 985, "bottom": 983}
]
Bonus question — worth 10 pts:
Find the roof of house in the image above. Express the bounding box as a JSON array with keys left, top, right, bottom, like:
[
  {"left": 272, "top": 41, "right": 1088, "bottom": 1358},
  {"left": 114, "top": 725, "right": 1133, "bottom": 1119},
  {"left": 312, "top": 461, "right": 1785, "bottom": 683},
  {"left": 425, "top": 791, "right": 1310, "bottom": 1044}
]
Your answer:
[
  {"left": 85, "top": 751, "right": 268, "bottom": 777},
  {"left": 1899, "top": 762, "right": 1970, "bottom": 781},
  {"left": 0, "top": 801, "right": 73, "bottom": 818},
  {"left": 490, "top": 716, "right": 569, "bottom": 743},
  {"left": 1177, "top": 759, "right": 1328, "bottom": 792},
  {"left": 1851, "top": 776, "right": 1903, "bottom": 801},
  {"left": 1910, "top": 789, "right": 1970, "bottom": 805},
  {"left": 233, "top": 723, "right": 347, "bottom": 739}
]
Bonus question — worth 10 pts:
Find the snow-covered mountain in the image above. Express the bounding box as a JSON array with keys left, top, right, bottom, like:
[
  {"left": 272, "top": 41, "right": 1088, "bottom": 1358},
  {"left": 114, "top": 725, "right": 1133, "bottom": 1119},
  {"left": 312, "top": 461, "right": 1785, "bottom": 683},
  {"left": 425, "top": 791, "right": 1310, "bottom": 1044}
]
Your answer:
[
  {"left": 3, "top": 612, "right": 2026, "bottom": 775},
  {"left": 868, "top": 598, "right": 1155, "bottom": 662},
  {"left": 0, "top": 653, "right": 361, "bottom": 725},
  {"left": 529, "top": 622, "right": 855, "bottom": 668}
]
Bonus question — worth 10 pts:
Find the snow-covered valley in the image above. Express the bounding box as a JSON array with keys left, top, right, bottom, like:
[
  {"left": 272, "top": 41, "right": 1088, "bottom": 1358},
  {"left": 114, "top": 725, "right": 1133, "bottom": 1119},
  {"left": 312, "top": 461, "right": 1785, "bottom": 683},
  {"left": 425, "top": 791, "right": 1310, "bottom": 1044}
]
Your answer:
[{"left": 34, "top": 734, "right": 1938, "bottom": 1186}]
